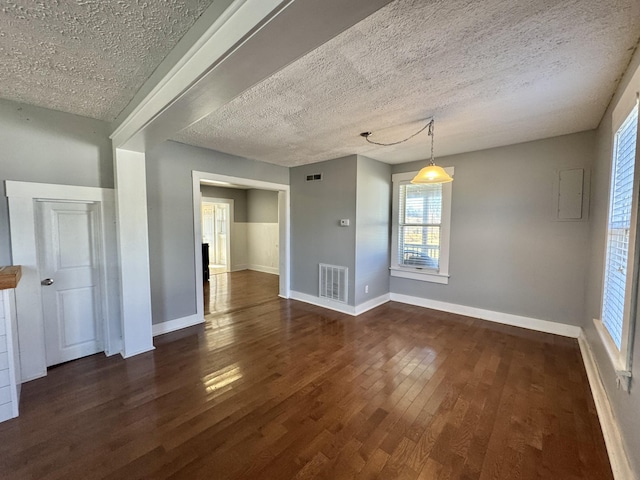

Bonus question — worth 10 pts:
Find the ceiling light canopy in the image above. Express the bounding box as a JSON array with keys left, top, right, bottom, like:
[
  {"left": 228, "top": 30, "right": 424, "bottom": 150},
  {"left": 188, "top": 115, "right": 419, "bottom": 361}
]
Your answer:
[{"left": 360, "top": 118, "right": 453, "bottom": 184}]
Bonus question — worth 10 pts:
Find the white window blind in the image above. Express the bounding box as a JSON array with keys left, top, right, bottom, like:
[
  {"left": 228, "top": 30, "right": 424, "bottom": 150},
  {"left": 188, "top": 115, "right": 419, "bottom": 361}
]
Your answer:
[
  {"left": 398, "top": 182, "right": 442, "bottom": 271},
  {"left": 602, "top": 105, "right": 638, "bottom": 349}
]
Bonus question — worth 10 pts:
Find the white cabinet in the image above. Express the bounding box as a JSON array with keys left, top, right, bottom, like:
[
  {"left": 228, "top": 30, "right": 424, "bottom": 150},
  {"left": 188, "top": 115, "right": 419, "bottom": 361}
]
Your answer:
[{"left": 0, "top": 267, "right": 22, "bottom": 423}]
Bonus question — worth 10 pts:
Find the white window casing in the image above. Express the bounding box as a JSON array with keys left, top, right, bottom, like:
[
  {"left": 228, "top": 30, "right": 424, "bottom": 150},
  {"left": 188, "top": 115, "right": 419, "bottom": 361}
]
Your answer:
[
  {"left": 390, "top": 168, "right": 454, "bottom": 284},
  {"left": 595, "top": 97, "right": 638, "bottom": 392}
]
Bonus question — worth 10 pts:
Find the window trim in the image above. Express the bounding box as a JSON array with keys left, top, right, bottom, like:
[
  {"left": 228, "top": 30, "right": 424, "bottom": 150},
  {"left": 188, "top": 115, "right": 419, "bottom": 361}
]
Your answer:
[
  {"left": 595, "top": 97, "right": 639, "bottom": 391},
  {"left": 390, "top": 168, "right": 454, "bottom": 284}
]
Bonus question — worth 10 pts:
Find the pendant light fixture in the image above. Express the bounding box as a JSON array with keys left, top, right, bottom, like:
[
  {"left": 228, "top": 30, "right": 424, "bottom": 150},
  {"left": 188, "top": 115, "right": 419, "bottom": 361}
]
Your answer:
[
  {"left": 360, "top": 118, "right": 453, "bottom": 184},
  {"left": 410, "top": 120, "right": 452, "bottom": 184}
]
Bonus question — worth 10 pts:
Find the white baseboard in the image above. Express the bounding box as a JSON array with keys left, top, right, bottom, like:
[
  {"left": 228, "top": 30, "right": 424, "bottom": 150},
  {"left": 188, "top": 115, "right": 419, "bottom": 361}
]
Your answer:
[
  {"left": 104, "top": 339, "right": 123, "bottom": 357},
  {"left": 290, "top": 291, "right": 356, "bottom": 315},
  {"left": 248, "top": 264, "right": 279, "bottom": 275},
  {"left": 21, "top": 370, "right": 47, "bottom": 384},
  {"left": 228, "top": 264, "right": 279, "bottom": 275},
  {"left": 578, "top": 332, "right": 634, "bottom": 480},
  {"left": 120, "top": 345, "right": 156, "bottom": 359},
  {"left": 289, "top": 291, "right": 390, "bottom": 317},
  {"left": 355, "top": 294, "right": 390, "bottom": 315},
  {"left": 152, "top": 314, "right": 204, "bottom": 337},
  {"left": 389, "top": 293, "right": 581, "bottom": 338}
]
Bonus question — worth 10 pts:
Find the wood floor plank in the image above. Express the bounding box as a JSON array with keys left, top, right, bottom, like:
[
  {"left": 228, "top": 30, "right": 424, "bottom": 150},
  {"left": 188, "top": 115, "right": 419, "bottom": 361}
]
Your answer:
[{"left": 0, "top": 271, "right": 613, "bottom": 479}]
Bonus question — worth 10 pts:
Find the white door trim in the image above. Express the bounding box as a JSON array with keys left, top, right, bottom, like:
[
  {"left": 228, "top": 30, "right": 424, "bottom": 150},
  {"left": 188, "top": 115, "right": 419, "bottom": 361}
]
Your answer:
[
  {"left": 201, "top": 198, "right": 233, "bottom": 273},
  {"left": 5, "top": 181, "right": 121, "bottom": 382},
  {"left": 203, "top": 197, "right": 237, "bottom": 271},
  {"left": 192, "top": 172, "right": 290, "bottom": 325}
]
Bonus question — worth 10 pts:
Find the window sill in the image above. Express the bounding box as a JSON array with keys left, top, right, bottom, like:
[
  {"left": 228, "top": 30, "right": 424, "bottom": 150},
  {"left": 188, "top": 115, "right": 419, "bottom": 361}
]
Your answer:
[
  {"left": 592, "top": 318, "right": 631, "bottom": 391},
  {"left": 390, "top": 267, "right": 449, "bottom": 284},
  {"left": 592, "top": 318, "right": 624, "bottom": 370}
]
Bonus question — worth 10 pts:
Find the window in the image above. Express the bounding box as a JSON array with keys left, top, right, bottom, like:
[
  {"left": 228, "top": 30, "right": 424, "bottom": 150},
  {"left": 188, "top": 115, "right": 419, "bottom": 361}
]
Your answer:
[
  {"left": 596, "top": 102, "right": 638, "bottom": 389},
  {"left": 602, "top": 105, "right": 638, "bottom": 348},
  {"left": 390, "top": 169, "right": 453, "bottom": 284}
]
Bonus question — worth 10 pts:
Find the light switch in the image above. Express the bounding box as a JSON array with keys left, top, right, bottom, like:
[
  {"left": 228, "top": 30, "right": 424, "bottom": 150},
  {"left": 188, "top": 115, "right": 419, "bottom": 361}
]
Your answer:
[{"left": 340, "top": 219, "right": 350, "bottom": 227}]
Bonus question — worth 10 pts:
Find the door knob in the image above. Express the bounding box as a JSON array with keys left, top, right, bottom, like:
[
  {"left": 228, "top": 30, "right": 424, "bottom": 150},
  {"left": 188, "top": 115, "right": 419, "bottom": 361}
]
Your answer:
[{"left": 41, "top": 278, "right": 54, "bottom": 286}]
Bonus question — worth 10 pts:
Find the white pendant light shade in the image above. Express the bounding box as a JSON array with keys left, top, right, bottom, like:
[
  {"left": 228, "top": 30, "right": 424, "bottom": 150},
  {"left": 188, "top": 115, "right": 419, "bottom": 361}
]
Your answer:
[{"left": 411, "top": 164, "right": 453, "bottom": 184}]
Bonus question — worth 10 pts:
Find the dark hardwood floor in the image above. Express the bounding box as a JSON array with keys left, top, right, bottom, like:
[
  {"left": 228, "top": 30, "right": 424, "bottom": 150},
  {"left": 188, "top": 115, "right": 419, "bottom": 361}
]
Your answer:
[
  {"left": 0, "top": 271, "right": 612, "bottom": 479},
  {"left": 204, "top": 270, "right": 279, "bottom": 316}
]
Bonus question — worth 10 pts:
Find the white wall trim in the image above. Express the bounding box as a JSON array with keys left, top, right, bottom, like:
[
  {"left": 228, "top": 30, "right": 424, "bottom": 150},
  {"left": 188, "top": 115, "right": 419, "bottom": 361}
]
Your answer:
[
  {"left": 578, "top": 332, "right": 635, "bottom": 480},
  {"left": 152, "top": 314, "right": 204, "bottom": 337},
  {"left": 277, "top": 190, "right": 290, "bottom": 299},
  {"left": 202, "top": 196, "right": 234, "bottom": 274},
  {"left": 592, "top": 318, "right": 628, "bottom": 372},
  {"left": 290, "top": 291, "right": 356, "bottom": 316},
  {"left": 231, "top": 264, "right": 249, "bottom": 272},
  {"left": 113, "top": 149, "right": 155, "bottom": 359},
  {"left": 389, "top": 293, "right": 582, "bottom": 338},
  {"left": 5, "top": 180, "right": 121, "bottom": 381},
  {"left": 289, "top": 292, "right": 389, "bottom": 317},
  {"left": 5, "top": 181, "right": 114, "bottom": 201},
  {"left": 354, "top": 294, "right": 390, "bottom": 315},
  {"left": 390, "top": 268, "right": 449, "bottom": 284},
  {"left": 120, "top": 346, "right": 157, "bottom": 360},
  {"left": 248, "top": 265, "right": 279, "bottom": 275}
]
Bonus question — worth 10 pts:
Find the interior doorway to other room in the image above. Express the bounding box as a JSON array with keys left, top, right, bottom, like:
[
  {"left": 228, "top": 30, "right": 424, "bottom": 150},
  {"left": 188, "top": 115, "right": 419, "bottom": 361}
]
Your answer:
[{"left": 201, "top": 200, "right": 231, "bottom": 276}]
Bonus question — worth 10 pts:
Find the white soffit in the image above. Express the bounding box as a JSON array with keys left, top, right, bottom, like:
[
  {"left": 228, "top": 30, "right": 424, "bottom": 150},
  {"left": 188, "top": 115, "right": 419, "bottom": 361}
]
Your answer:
[
  {"left": 0, "top": 0, "right": 214, "bottom": 121},
  {"left": 172, "top": 0, "right": 640, "bottom": 166}
]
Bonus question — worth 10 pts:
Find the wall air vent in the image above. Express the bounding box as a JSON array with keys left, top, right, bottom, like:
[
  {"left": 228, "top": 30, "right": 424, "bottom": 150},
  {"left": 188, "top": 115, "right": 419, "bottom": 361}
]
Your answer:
[
  {"left": 305, "top": 173, "right": 323, "bottom": 182},
  {"left": 319, "top": 264, "right": 348, "bottom": 303}
]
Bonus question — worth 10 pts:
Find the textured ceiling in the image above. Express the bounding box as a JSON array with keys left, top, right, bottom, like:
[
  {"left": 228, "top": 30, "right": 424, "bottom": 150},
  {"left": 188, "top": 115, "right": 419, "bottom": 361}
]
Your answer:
[
  {"left": 173, "top": 0, "right": 640, "bottom": 166},
  {"left": 0, "top": 0, "right": 213, "bottom": 121}
]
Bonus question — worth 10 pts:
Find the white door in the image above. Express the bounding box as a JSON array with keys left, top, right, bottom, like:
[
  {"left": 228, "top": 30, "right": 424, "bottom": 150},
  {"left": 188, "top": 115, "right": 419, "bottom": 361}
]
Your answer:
[{"left": 36, "top": 201, "right": 104, "bottom": 367}]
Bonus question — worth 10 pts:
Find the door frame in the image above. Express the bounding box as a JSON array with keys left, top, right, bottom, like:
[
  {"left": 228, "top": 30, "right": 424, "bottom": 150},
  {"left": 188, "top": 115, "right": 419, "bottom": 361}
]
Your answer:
[
  {"left": 202, "top": 197, "right": 234, "bottom": 273},
  {"left": 5, "top": 181, "right": 120, "bottom": 382},
  {"left": 192, "top": 171, "right": 290, "bottom": 324}
]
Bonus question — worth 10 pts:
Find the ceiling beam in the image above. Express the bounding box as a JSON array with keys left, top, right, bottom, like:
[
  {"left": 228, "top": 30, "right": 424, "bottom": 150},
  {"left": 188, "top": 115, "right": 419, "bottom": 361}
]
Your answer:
[{"left": 110, "top": 0, "right": 394, "bottom": 151}]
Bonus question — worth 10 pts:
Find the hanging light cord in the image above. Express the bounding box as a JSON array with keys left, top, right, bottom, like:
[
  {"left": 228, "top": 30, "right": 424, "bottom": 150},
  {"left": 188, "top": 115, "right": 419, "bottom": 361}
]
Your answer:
[
  {"left": 360, "top": 118, "right": 434, "bottom": 147},
  {"left": 428, "top": 119, "right": 435, "bottom": 164}
]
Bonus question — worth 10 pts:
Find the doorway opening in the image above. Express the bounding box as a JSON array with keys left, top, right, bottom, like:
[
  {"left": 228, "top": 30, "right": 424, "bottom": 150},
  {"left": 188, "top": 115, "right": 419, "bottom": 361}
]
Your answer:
[{"left": 192, "top": 171, "right": 290, "bottom": 323}]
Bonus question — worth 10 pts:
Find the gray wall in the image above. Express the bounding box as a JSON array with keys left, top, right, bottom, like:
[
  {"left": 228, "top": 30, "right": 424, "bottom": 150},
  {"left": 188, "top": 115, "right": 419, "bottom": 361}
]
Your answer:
[
  {"left": 291, "top": 156, "right": 357, "bottom": 305},
  {"left": 584, "top": 46, "right": 640, "bottom": 475},
  {"left": 146, "top": 140, "right": 288, "bottom": 324},
  {"left": 392, "top": 131, "right": 595, "bottom": 326},
  {"left": 200, "top": 185, "right": 248, "bottom": 222},
  {"left": 247, "top": 189, "right": 278, "bottom": 223},
  {"left": 0, "top": 98, "right": 113, "bottom": 265},
  {"left": 354, "top": 155, "right": 391, "bottom": 305}
]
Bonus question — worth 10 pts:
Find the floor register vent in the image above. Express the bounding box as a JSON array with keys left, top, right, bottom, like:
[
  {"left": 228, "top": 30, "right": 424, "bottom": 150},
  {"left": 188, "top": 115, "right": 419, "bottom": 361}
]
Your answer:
[{"left": 319, "top": 263, "right": 348, "bottom": 303}]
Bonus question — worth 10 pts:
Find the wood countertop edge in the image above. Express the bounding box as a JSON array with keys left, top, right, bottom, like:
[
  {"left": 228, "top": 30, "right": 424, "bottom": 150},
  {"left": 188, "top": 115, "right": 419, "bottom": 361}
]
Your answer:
[{"left": 0, "top": 266, "right": 22, "bottom": 290}]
